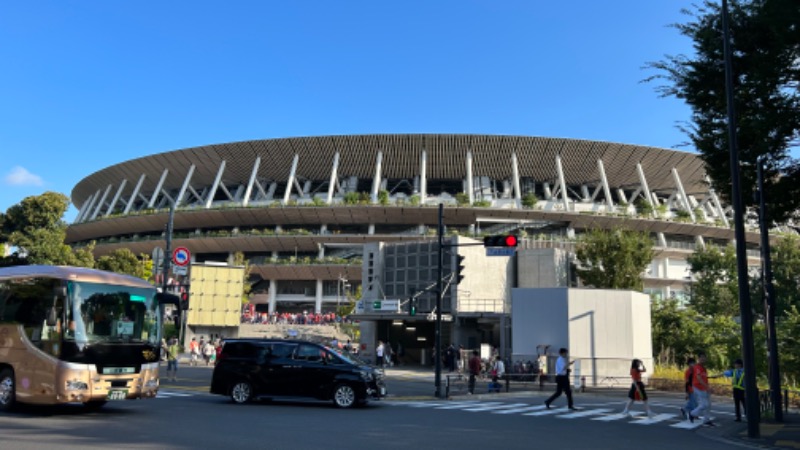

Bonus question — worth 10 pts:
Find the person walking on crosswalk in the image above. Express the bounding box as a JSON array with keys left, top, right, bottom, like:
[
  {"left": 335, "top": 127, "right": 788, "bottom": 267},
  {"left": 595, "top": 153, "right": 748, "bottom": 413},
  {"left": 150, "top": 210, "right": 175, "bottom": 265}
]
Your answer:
[
  {"left": 544, "top": 348, "right": 576, "bottom": 410},
  {"left": 689, "top": 352, "right": 715, "bottom": 426},
  {"left": 621, "top": 358, "right": 654, "bottom": 418}
]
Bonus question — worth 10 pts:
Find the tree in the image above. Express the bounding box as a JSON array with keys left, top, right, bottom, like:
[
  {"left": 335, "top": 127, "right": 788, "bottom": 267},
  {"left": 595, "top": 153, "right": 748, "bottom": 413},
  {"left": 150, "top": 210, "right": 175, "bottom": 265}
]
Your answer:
[
  {"left": 233, "top": 251, "right": 253, "bottom": 305},
  {"left": 687, "top": 244, "right": 742, "bottom": 317},
  {"left": 769, "top": 234, "right": 800, "bottom": 316},
  {"left": 646, "top": 0, "right": 800, "bottom": 222},
  {"left": 574, "top": 228, "right": 655, "bottom": 290},
  {"left": 96, "top": 248, "right": 150, "bottom": 279},
  {"left": 0, "top": 192, "right": 94, "bottom": 267}
]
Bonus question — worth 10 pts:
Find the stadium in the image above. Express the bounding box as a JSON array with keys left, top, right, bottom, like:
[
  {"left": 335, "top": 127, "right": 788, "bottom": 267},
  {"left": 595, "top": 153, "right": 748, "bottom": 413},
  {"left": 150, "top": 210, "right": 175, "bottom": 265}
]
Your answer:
[{"left": 65, "top": 134, "right": 763, "bottom": 320}]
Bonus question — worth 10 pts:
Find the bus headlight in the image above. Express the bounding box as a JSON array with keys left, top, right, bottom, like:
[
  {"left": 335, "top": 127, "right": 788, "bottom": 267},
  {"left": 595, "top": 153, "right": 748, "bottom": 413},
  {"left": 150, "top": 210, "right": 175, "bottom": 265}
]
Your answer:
[{"left": 66, "top": 380, "right": 88, "bottom": 391}]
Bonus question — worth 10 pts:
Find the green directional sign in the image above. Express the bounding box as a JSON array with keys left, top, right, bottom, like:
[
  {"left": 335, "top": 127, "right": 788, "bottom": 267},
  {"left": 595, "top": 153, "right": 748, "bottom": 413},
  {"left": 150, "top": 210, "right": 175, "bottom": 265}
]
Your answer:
[{"left": 372, "top": 301, "right": 381, "bottom": 309}]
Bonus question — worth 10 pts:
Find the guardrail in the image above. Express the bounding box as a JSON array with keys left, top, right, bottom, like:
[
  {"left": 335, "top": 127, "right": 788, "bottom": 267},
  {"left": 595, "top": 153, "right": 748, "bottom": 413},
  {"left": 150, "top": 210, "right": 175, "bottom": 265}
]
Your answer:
[{"left": 758, "top": 388, "right": 800, "bottom": 418}]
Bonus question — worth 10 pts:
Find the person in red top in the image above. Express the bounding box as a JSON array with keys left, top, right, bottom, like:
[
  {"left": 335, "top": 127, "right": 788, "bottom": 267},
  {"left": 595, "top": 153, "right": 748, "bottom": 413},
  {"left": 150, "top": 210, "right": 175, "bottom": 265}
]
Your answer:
[
  {"left": 689, "top": 352, "right": 715, "bottom": 426},
  {"left": 680, "top": 357, "right": 697, "bottom": 420},
  {"left": 621, "top": 359, "right": 653, "bottom": 418},
  {"left": 467, "top": 350, "right": 481, "bottom": 395}
]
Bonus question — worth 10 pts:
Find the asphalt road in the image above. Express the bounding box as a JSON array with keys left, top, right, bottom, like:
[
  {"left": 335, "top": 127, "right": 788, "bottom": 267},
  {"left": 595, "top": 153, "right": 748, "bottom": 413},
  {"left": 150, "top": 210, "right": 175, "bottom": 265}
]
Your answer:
[{"left": 0, "top": 366, "right": 758, "bottom": 450}]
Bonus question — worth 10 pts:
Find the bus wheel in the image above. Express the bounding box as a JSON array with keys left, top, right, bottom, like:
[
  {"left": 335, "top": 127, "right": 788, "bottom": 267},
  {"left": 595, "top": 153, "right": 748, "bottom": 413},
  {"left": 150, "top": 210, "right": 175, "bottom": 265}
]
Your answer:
[
  {"left": 0, "top": 368, "right": 16, "bottom": 411},
  {"left": 83, "top": 400, "right": 107, "bottom": 410}
]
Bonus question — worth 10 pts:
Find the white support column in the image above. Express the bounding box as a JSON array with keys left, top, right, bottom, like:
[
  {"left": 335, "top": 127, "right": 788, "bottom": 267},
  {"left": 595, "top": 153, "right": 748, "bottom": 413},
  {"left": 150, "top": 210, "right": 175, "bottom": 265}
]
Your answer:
[
  {"left": 671, "top": 168, "right": 695, "bottom": 222},
  {"left": 74, "top": 195, "right": 92, "bottom": 223},
  {"left": 657, "top": 232, "right": 668, "bottom": 247},
  {"left": 662, "top": 257, "right": 669, "bottom": 279},
  {"left": 318, "top": 243, "right": 325, "bottom": 259},
  {"left": 555, "top": 154, "right": 569, "bottom": 211},
  {"left": 542, "top": 182, "right": 552, "bottom": 200},
  {"left": 511, "top": 152, "right": 522, "bottom": 209},
  {"left": 76, "top": 191, "right": 99, "bottom": 222},
  {"left": 124, "top": 174, "right": 146, "bottom": 215},
  {"left": 636, "top": 163, "right": 657, "bottom": 218},
  {"left": 148, "top": 169, "right": 169, "bottom": 209},
  {"left": 268, "top": 280, "right": 277, "bottom": 314},
  {"left": 707, "top": 178, "right": 730, "bottom": 227},
  {"left": 283, "top": 154, "right": 299, "bottom": 204},
  {"left": 239, "top": 157, "right": 260, "bottom": 207},
  {"left": 466, "top": 150, "right": 474, "bottom": 205},
  {"left": 370, "top": 151, "right": 383, "bottom": 204},
  {"left": 105, "top": 179, "right": 128, "bottom": 217},
  {"left": 695, "top": 235, "right": 706, "bottom": 249},
  {"left": 205, "top": 161, "right": 226, "bottom": 209},
  {"left": 176, "top": 164, "right": 196, "bottom": 207},
  {"left": 90, "top": 184, "right": 113, "bottom": 220},
  {"left": 616, "top": 188, "right": 628, "bottom": 205},
  {"left": 368, "top": 224, "right": 375, "bottom": 234},
  {"left": 597, "top": 160, "right": 614, "bottom": 210},
  {"left": 420, "top": 150, "right": 427, "bottom": 205},
  {"left": 327, "top": 152, "right": 340, "bottom": 204},
  {"left": 315, "top": 279, "right": 323, "bottom": 314}
]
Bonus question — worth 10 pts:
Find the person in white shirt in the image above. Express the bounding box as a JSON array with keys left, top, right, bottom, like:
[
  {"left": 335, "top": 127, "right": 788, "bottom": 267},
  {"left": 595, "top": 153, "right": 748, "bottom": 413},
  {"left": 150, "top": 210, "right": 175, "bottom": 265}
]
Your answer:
[
  {"left": 544, "top": 347, "right": 576, "bottom": 410},
  {"left": 376, "top": 341, "right": 385, "bottom": 367}
]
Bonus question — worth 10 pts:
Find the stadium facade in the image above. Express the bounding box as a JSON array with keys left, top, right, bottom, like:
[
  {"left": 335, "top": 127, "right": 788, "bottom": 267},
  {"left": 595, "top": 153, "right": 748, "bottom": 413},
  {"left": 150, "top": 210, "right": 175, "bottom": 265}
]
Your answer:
[{"left": 65, "top": 134, "right": 764, "bottom": 341}]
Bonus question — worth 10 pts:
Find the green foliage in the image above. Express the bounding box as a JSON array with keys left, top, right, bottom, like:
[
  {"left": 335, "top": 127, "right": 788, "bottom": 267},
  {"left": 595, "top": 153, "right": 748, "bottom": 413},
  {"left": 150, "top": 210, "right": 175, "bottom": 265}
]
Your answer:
[
  {"left": 310, "top": 197, "right": 326, "bottom": 206},
  {"left": 455, "top": 193, "right": 470, "bottom": 206},
  {"left": 378, "top": 190, "right": 390, "bottom": 205},
  {"left": 574, "top": 228, "right": 654, "bottom": 290},
  {"left": 232, "top": 251, "right": 253, "bottom": 304},
  {"left": 687, "top": 245, "right": 741, "bottom": 317},
  {"left": 95, "top": 248, "right": 150, "bottom": 279},
  {"left": 521, "top": 193, "right": 538, "bottom": 209},
  {"left": 777, "top": 306, "right": 800, "bottom": 383},
  {"left": 635, "top": 199, "right": 653, "bottom": 217},
  {"left": 473, "top": 200, "right": 491, "bottom": 207},
  {"left": 674, "top": 209, "right": 692, "bottom": 222},
  {"left": 646, "top": 0, "right": 800, "bottom": 223},
  {"left": 409, "top": 195, "right": 421, "bottom": 206},
  {"left": 0, "top": 192, "right": 95, "bottom": 267},
  {"left": 770, "top": 235, "right": 800, "bottom": 317},
  {"left": 343, "top": 192, "right": 360, "bottom": 205}
]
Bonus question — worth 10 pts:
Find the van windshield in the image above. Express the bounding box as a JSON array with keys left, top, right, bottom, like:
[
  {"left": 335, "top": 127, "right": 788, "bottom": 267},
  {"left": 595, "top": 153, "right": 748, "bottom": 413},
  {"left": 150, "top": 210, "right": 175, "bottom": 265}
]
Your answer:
[{"left": 327, "top": 346, "right": 367, "bottom": 366}]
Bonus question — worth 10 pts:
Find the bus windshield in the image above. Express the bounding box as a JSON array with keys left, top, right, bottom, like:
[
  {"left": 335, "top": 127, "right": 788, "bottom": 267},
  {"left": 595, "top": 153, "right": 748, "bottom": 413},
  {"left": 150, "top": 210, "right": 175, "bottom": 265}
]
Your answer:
[{"left": 66, "top": 281, "right": 159, "bottom": 346}]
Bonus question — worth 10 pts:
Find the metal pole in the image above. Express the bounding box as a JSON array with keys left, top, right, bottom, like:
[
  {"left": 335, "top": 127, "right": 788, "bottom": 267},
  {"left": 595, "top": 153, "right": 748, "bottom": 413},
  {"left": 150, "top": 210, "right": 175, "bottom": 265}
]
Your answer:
[
  {"left": 757, "top": 156, "right": 783, "bottom": 421},
  {"left": 434, "top": 203, "right": 444, "bottom": 398},
  {"left": 722, "top": 0, "right": 759, "bottom": 437}
]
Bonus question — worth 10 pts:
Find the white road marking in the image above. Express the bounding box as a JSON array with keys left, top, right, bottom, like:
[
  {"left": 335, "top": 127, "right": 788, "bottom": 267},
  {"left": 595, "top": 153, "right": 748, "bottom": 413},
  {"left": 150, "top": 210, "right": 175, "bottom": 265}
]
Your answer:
[
  {"left": 556, "top": 408, "right": 611, "bottom": 419},
  {"left": 462, "top": 403, "right": 527, "bottom": 412},
  {"left": 591, "top": 411, "right": 643, "bottom": 422},
  {"left": 630, "top": 413, "right": 677, "bottom": 425},
  {"left": 434, "top": 401, "right": 484, "bottom": 410},
  {"left": 670, "top": 420, "right": 704, "bottom": 430},
  {"left": 492, "top": 405, "right": 547, "bottom": 414},
  {"left": 156, "top": 390, "right": 193, "bottom": 398},
  {"left": 523, "top": 407, "right": 569, "bottom": 416}
]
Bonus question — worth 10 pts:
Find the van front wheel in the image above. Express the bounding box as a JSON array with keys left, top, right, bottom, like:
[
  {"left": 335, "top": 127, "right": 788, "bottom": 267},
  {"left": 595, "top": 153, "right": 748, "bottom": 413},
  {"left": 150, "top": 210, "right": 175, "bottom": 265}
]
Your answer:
[
  {"left": 230, "top": 381, "right": 252, "bottom": 404},
  {"left": 0, "top": 368, "right": 16, "bottom": 411},
  {"left": 332, "top": 384, "right": 356, "bottom": 409}
]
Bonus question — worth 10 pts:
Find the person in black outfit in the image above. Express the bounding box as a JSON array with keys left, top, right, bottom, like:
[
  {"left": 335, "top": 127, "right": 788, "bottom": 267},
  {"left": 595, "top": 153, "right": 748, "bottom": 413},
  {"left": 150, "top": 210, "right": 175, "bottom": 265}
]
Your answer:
[{"left": 544, "top": 348, "right": 576, "bottom": 410}]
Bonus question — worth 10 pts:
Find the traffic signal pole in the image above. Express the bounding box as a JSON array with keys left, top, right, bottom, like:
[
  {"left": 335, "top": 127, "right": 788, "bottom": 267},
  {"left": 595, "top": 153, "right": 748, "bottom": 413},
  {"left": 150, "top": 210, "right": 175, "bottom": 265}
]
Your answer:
[{"left": 434, "top": 203, "right": 444, "bottom": 399}]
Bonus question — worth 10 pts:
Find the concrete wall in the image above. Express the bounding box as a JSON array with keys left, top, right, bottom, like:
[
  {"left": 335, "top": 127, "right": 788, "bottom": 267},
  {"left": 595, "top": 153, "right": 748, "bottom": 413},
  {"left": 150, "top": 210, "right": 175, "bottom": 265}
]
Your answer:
[
  {"left": 511, "top": 288, "right": 652, "bottom": 386},
  {"left": 455, "top": 236, "right": 514, "bottom": 313},
  {"left": 517, "top": 248, "right": 570, "bottom": 288}
]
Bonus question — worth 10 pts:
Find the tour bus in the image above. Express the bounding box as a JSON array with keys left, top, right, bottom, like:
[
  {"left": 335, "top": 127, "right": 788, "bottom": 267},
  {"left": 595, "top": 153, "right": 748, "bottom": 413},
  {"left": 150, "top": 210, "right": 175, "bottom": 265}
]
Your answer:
[{"left": 0, "top": 265, "right": 164, "bottom": 410}]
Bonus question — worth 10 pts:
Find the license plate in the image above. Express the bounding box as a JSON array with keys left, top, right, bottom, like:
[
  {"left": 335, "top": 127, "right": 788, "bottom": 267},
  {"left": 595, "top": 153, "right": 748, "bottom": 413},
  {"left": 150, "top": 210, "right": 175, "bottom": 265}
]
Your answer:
[{"left": 107, "top": 389, "right": 128, "bottom": 401}]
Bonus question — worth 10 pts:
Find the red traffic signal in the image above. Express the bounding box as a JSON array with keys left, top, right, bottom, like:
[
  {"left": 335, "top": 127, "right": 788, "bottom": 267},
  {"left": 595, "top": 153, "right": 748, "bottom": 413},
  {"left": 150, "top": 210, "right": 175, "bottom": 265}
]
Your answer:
[{"left": 483, "top": 234, "right": 519, "bottom": 247}]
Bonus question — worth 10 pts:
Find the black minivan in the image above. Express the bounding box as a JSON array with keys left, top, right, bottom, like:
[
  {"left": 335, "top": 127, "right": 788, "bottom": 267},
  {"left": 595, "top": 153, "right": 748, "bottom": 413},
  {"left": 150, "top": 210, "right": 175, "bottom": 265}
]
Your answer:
[{"left": 210, "top": 339, "right": 386, "bottom": 408}]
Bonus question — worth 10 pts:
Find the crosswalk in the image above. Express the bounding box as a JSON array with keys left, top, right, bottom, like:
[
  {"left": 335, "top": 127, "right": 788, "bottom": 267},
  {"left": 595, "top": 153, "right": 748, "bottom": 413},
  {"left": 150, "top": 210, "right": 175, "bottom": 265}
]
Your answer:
[
  {"left": 384, "top": 400, "right": 720, "bottom": 430},
  {"left": 156, "top": 390, "right": 195, "bottom": 399}
]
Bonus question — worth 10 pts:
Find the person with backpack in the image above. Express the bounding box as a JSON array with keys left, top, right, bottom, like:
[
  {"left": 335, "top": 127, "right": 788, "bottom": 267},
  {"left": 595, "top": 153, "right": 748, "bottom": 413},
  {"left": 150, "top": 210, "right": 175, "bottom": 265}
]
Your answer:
[{"left": 680, "top": 357, "right": 697, "bottom": 420}]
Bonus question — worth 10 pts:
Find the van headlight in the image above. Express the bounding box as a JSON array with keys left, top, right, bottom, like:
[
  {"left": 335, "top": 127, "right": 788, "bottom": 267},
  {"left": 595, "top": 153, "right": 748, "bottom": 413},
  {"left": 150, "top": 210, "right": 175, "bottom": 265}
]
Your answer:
[
  {"left": 145, "top": 379, "right": 159, "bottom": 388},
  {"left": 66, "top": 380, "right": 88, "bottom": 391},
  {"left": 359, "top": 370, "right": 374, "bottom": 382}
]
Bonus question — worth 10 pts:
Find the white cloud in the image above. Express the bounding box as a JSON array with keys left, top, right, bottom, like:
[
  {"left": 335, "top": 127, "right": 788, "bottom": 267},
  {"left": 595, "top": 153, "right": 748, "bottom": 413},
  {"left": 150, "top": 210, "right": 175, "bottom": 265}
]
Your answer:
[{"left": 4, "top": 166, "right": 44, "bottom": 187}]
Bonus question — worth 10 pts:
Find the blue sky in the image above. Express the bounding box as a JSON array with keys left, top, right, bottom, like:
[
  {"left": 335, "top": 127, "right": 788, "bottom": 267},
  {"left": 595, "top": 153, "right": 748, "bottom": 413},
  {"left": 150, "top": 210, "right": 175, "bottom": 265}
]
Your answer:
[{"left": 0, "top": 1, "right": 701, "bottom": 219}]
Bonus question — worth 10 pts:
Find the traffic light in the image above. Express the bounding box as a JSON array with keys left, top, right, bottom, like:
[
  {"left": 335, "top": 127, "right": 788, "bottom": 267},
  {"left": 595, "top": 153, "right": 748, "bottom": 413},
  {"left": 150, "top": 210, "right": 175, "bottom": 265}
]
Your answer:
[
  {"left": 180, "top": 291, "right": 189, "bottom": 310},
  {"left": 409, "top": 298, "right": 417, "bottom": 316},
  {"left": 456, "top": 255, "right": 466, "bottom": 284},
  {"left": 483, "top": 234, "right": 519, "bottom": 247}
]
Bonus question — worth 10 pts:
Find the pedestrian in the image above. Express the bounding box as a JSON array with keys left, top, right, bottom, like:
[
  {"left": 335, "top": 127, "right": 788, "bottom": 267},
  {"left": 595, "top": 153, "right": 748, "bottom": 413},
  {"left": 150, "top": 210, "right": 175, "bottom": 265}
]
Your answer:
[
  {"left": 376, "top": 340, "right": 385, "bottom": 367},
  {"left": 621, "top": 359, "right": 654, "bottom": 418},
  {"left": 689, "top": 351, "right": 715, "bottom": 426},
  {"left": 724, "top": 359, "right": 746, "bottom": 422},
  {"left": 166, "top": 337, "right": 180, "bottom": 382},
  {"left": 384, "top": 342, "right": 394, "bottom": 367},
  {"left": 680, "top": 357, "right": 697, "bottom": 420},
  {"left": 544, "top": 348, "right": 576, "bottom": 410},
  {"left": 445, "top": 344, "right": 456, "bottom": 373},
  {"left": 490, "top": 355, "right": 506, "bottom": 393},
  {"left": 468, "top": 350, "right": 481, "bottom": 395},
  {"left": 396, "top": 342, "right": 404, "bottom": 366},
  {"left": 189, "top": 337, "right": 199, "bottom": 366},
  {"left": 456, "top": 345, "right": 464, "bottom": 373},
  {"left": 202, "top": 340, "right": 215, "bottom": 366}
]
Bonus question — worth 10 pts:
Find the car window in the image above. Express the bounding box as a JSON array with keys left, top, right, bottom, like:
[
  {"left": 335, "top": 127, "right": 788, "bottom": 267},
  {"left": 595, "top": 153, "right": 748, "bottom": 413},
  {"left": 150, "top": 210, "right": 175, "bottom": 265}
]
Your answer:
[
  {"left": 294, "top": 344, "right": 324, "bottom": 362},
  {"left": 270, "top": 343, "right": 296, "bottom": 358},
  {"left": 325, "top": 351, "right": 344, "bottom": 365},
  {"left": 223, "top": 342, "right": 257, "bottom": 358}
]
